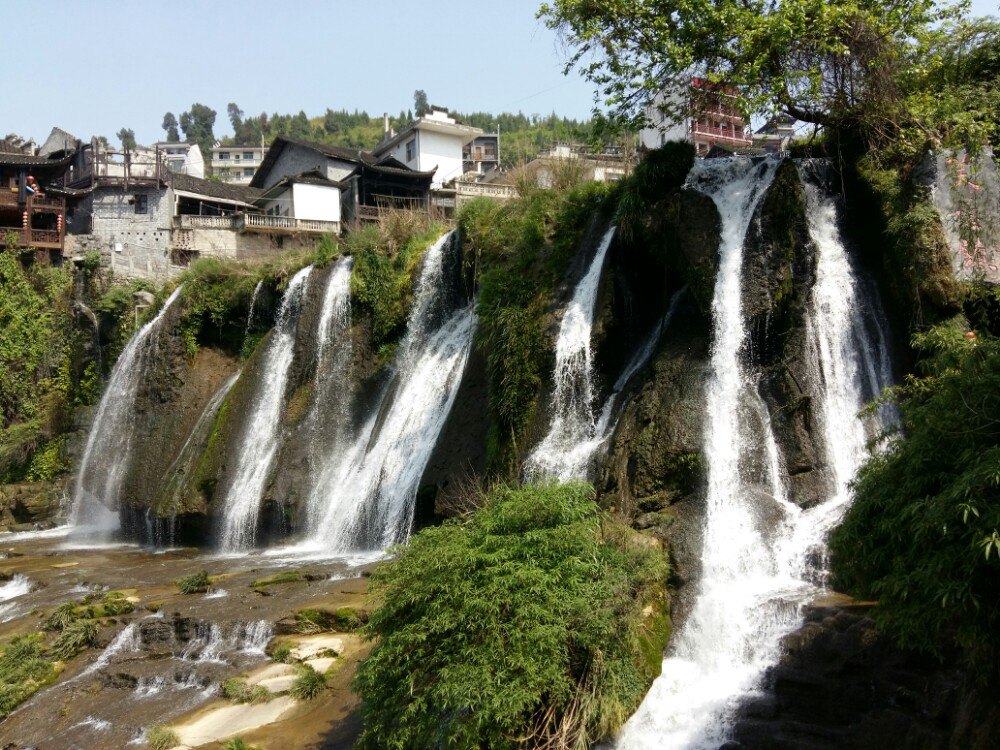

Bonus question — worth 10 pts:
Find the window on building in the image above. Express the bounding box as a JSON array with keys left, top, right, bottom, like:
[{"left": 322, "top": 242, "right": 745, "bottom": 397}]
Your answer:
[
  {"left": 405, "top": 138, "right": 416, "bottom": 162},
  {"left": 243, "top": 152, "right": 255, "bottom": 160},
  {"left": 135, "top": 194, "right": 148, "bottom": 214},
  {"left": 219, "top": 152, "right": 230, "bottom": 160},
  {"left": 244, "top": 168, "right": 255, "bottom": 177}
]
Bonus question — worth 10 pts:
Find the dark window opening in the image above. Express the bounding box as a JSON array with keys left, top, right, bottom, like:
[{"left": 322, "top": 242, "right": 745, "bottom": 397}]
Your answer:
[{"left": 135, "top": 194, "right": 148, "bottom": 214}]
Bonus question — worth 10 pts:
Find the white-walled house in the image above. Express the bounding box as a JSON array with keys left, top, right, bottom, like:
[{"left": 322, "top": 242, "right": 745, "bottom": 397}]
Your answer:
[
  {"left": 151, "top": 142, "right": 204, "bottom": 178},
  {"left": 256, "top": 171, "right": 342, "bottom": 227},
  {"left": 373, "top": 108, "right": 482, "bottom": 188}
]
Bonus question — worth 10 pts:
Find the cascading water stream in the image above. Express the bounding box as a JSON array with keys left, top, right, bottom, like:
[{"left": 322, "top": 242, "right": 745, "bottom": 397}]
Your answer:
[
  {"left": 524, "top": 226, "right": 616, "bottom": 481},
  {"left": 69, "top": 287, "right": 185, "bottom": 539},
  {"left": 246, "top": 280, "right": 263, "bottom": 334},
  {"left": 218, "top": 266, "right": 313, "bottom": 551},
  {"left": 618, "top": 159, "right": 897, "bottom": 749},
  {"left": 305, "top": 232, "right": 475, "bottom": 552},
  {"left": 304, "top": 255, "right": 355, "bottom": 498}
]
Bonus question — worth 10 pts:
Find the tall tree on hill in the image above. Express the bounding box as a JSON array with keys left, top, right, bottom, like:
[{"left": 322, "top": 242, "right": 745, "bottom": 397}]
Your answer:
[
  {"left": 288, "top": 111, "right": 312, "bottom": 140},
  {"left": 227, "top": 103, "right": 244, "bottom": 133},
  {"left": 161, "top": 112, "right": 179, "bottom": 142},
  {"left": 414, "top": 90, "right": 430, "bottom": 116},
  {"left": 116, "top": 128, "right": 136, "bottom": 154},
  {"left": 179, "top": 103, "right": 217, "bottom": 158}
]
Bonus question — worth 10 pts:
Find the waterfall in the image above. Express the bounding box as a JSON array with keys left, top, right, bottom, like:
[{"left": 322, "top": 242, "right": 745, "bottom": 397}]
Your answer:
[
  {"left": 0, "top": 574, "right": 31, "bottom": 622},
  {"left": 246, "top": 279, "right": 263, "bottom": 333},
  {"left": 618, "top": 159, "right": 897, "bottom": 749},
  {"left": 218, "top": 266, "right": 313, "bottom": 551},
  {"left": 524, "top": 226, "right": 615, "bottom": 481},
  {"left": 306, "top": 231, "right": 475, "bottom": 552},
  {"left": 304, "top": 256, "right": 355, "bottom": 506},
  {"left": 69, "top": 287, "right": 185, "bottom": 538}
]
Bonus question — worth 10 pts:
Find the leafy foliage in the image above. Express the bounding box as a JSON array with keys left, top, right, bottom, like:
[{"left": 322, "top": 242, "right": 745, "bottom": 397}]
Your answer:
[
  {"left": 539, "top": 0, "right": 958, "bottom": 138},
  {"left": 354, "top": 482, "right": 669, "bottom": 750},
  {"left": 831, "top": 324, "right": 1000, "bottom": 676},
  {"left": 0, "top": 243, "right": 81, "bottom": 482}
]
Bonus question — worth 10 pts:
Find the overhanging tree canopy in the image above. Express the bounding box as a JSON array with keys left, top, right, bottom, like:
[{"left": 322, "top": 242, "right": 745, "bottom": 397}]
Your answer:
[{"left": 539, "top": 0, "right": 962, "bottom": 133}]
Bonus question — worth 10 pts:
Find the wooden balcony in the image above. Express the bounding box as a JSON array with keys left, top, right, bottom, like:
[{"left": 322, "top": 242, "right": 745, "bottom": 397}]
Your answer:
[{"left": 0, "top": 227, "right": 64, "bottom": 250}]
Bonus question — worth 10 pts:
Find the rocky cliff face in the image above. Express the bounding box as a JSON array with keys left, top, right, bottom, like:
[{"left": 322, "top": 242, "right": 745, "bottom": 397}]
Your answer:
[{"left": 729, "top": 599, "right": 1000, "bottom": 750}]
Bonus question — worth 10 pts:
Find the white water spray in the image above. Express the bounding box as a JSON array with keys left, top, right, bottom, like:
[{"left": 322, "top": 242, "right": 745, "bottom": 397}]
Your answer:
[
  {"left": 218, "top": 266, "right": 312, "bottom": 551},
  {"left": 306, "top": 232, "right": 475, "bottom": 552},
  {"left": 304, "top": 256, "right": 355, "bottom": 507},
  {"left": 70, "top": 287, "right": 185, "bottom": 539}
]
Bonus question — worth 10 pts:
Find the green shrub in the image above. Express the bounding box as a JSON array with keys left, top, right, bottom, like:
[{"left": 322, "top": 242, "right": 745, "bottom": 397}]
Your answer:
[
  {"left": 100, "top": 591, "right": 135, "bottom": 617},
  {"left": 221, "top": 677, "right": 251, "bottom": 702},
  {"left": 174, "top": 570, "right": 211, "bottom": 594},
  {"left": 49, "top": 619, "right": 98, "bottom": 660},
  {"left": 146, "top": 725, "right": 179, "bottom": 750},
  {"left": 831, "top": 324, "right": 1000, "bottom": 676},
  {"left": 271, "top": 642, "right": 292, "bottom": 663},
  {"left": 224, "top": 737, "right": 259, "bottom": 750},
  {"left": 353, "top": 481, "right": 669, "bottom": 750},
  {"left": 43, "top": 601, "right": 79, "bottom": 631},
  {"left": 0, "top": 634, "right": 56, "bottom": 718},
  {"left": 290, "top": 664, "right": 326, "bottom": 700}
]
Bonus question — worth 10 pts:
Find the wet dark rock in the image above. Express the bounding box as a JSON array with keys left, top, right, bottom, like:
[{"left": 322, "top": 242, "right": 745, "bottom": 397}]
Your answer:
[{"left": 729, "top": 603, "right": 1000, "bottom": 749}]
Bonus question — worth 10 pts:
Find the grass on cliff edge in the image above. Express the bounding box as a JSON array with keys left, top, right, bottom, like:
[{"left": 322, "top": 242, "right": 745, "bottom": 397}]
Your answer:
[{"left": 354, "top": 481, "right": 669, "bottom": 750}]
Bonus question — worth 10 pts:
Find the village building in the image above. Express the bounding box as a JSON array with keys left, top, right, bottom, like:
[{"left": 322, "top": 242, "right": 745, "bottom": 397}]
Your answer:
[
  {"left": 454, "top": 142, "right": 632, "bottom": 210},
  {"left": 640, "top": 77, "right": 753, "bottom": 156},
  {"left": 752, "top": 116, "right": 797, "bottom": 155},
  {"left": 0, "top": 145, "right": 73, "bottom": 259},
  {"left": 373, "top": 107, "right": 482, "bottom": 189},
  {"left": 462, "top": 133, "right": 500, "bottom": 175},
  {"left": 152, "top": 142, "right": 205, "bottom": 178},
  {"left": 250, "top": 135, "right": 434, "bottom": 223},
  {"left": 211, "top": 145, "right": 266, "bottom": 184}
]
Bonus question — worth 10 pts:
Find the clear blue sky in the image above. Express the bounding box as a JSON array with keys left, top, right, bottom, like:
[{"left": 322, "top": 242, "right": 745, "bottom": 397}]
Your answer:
[
  {"left": 5, "top": 0, "right": 597, "bottom": 146},
  {"left": 4, "top": 0, "right": 998, "bottom": 147}
]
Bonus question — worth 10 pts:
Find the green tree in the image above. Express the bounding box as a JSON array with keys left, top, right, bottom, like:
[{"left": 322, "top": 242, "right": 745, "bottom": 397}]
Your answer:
[
  {"left": 413, "top": 89, "right": 430, "bottom": 116},
  {"left": 161, "top": 112, "right": 179, "bottom": 142},
  {"left": 227, "top": 102, "right": 244, "bottom": 133},
  {"left": 116, "top": 128, "right": 136, "bottom": 153},
  {"left": 539, "top": 0, "right": 960, "bottom": 135},
  {"left": 179, "top": 103, "right": 217, "bottom": 156}
]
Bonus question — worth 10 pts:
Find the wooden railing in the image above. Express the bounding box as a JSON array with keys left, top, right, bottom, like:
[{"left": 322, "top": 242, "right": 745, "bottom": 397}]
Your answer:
[
  {"left": 0, "top": 227, "right": 63, "bottom": 250},
  {"left": 0, "top": 192, "right": 65, "bottom": 211}
]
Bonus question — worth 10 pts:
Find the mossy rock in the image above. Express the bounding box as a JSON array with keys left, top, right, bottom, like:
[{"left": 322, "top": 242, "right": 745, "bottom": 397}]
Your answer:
[{"left": 637, "top": 590, "right": 672, "bottom": 682}]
